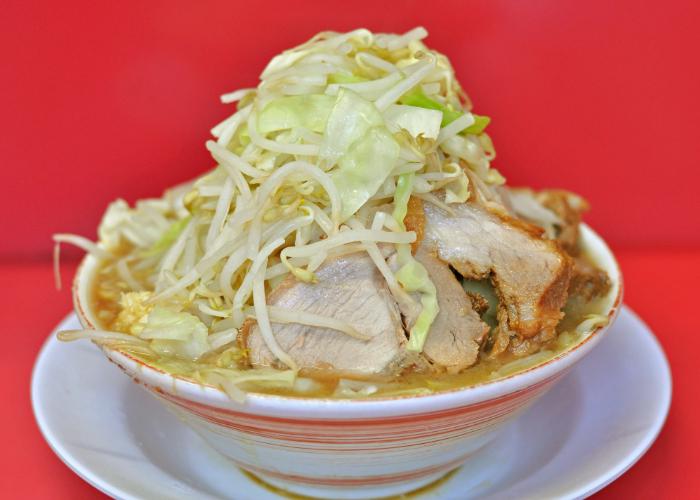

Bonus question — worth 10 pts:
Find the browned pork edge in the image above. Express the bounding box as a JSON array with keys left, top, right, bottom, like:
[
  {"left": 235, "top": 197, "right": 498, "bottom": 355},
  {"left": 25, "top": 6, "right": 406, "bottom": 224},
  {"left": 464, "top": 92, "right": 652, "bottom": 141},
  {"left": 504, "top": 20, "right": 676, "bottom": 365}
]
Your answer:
[
  {"left": 412, "top": 197, "right": 573, "bottom": 344},
  {"left": 405, "top": 196, "right": 425, "bottom": 255},
  {"left": 504, "top": 187, "right": 611, "bottom": 302}
]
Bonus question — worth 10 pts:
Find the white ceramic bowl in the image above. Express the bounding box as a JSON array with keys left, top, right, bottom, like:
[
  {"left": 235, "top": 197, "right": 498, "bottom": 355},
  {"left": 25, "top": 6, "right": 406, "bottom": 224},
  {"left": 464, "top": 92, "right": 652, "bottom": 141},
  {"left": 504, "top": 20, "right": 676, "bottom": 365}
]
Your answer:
[{"left": 73, "top": 224, "right": 622, "bottom": 499}]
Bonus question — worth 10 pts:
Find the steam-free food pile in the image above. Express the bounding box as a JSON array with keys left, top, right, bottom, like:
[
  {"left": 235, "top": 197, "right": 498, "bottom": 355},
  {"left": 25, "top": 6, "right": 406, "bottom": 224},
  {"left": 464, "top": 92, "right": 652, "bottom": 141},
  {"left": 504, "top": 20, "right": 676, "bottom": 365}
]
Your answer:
[{"left": 56, "top": 28, "right": 612, "bottom": 400}]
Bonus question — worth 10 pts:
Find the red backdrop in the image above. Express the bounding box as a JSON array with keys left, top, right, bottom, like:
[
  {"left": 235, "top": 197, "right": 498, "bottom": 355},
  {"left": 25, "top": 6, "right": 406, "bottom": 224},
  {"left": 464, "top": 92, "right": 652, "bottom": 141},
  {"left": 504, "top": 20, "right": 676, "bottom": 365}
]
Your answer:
[
  {"left": 2, "top": 0, "right": 699, "bottom": 259},
  {"left": 3, "top": 1, "right": 700, "bottom": 499}
]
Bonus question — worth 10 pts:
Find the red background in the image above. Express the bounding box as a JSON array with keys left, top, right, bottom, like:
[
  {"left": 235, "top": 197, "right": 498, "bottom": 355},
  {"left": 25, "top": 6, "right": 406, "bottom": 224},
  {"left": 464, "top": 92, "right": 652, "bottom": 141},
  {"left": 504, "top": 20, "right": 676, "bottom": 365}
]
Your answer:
[{"left": 2, "top": 0, "right": 699, "bottom": 498}]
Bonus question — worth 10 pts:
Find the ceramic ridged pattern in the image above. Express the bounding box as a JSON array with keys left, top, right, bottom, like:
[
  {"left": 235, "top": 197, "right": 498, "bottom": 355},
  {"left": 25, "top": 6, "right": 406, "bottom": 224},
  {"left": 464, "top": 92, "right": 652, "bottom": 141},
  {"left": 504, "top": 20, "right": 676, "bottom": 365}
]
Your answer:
[{"left": 150, "top": 376, "right": 557, "bottom": 489}]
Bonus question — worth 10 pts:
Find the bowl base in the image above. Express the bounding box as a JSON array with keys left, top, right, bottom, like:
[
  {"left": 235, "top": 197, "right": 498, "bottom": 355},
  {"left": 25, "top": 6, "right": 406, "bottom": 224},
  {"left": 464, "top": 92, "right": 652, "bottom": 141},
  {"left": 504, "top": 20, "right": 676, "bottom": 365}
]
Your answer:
[{"left": 243, "top": 466, "right": 462, "bottom": 499}]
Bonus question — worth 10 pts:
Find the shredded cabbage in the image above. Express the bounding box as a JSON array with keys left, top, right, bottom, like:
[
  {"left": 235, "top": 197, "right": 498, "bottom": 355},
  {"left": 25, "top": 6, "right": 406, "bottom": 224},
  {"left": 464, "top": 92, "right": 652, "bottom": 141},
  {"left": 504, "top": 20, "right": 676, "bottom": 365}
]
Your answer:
[
  {"left": 445, "top": 168, "right": 470, "bottom": 204},
  {"left": 327, "top": 73, "right": 368, "bottom": 84}
]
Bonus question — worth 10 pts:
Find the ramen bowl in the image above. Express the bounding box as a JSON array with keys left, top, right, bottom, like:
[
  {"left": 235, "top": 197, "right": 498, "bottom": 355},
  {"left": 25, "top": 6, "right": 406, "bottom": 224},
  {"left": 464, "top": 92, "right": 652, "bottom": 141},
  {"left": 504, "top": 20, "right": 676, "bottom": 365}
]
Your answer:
[{"left": 72, "top": 224, "right": 621, "bottom": 500}]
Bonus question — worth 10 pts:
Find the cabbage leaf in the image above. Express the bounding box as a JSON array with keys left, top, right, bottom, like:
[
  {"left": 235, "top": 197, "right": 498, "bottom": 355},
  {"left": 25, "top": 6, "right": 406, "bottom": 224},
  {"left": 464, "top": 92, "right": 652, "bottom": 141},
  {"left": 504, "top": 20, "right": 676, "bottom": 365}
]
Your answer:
[
  {"left": 140, "top": 307, "right": 209, "bottom": 360},
  {"left": 331, "top": 126, "right": 399, "bottom": 221},
  {"left": 444, "top": 170, "right": 470, "bottom": 204},
  {"left": 392, "top": 172, "right": 415, "bottom": 228},
  {"left": 383, "top": 105, "right": 442, "bottom": 140},
  {"left": 142, "top": 216, "right": 191, "bottom": 257},
  {"left": 258, "top": 95, "right": 336, "bottom": 134},
  {"left": 396, "top": 259, "right": 439, "bottom": 352},
  {"left": 466, "top": 115, "right": 491, "bottom": 135},
  {"left": 320, "top": 89, "right": 385, "bottom": 165},
  {"left": 399, "top": 87, "right": 490, "bottom": 134},
  {"left": 391, "top": 171, "right": 439, "bottom": 352},
  {"left": 400, "top": 87, "right": 462, "bottom": 126},
  {"left": 328, "top": 73, "right": 368, "bottom": 84},
  {"left": 97, "top": 199, "right": 131, "bottom": 249}
]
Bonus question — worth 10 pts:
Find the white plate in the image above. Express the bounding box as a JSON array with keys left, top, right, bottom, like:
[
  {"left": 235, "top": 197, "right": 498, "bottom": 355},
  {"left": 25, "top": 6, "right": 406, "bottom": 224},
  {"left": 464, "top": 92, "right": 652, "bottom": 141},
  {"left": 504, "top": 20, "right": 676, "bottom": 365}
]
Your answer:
[{"left": 32, "top": 306, "right": 671, "bottom": 500}]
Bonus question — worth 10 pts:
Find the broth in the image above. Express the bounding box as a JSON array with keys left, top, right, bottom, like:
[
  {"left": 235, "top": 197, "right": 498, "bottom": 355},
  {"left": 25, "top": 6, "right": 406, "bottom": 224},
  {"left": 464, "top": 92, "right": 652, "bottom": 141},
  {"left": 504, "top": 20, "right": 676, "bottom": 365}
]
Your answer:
[{"left": 90, "top": 246, "right": 610, "bottom": 399}]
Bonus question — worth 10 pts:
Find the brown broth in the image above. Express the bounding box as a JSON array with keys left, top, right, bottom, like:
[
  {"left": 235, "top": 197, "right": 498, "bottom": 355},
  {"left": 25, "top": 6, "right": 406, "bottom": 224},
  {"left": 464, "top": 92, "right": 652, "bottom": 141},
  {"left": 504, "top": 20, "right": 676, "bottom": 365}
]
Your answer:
[{"left": 90, "top": 245, "right": 609, "bottom": 399}]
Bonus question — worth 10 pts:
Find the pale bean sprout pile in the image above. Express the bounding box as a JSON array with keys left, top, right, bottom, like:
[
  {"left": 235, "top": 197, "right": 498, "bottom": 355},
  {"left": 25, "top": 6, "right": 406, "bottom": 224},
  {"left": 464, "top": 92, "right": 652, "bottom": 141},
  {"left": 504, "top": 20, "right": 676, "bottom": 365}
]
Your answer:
[{"left": 55, "top": 27, "right": 504, "bottom": 397}]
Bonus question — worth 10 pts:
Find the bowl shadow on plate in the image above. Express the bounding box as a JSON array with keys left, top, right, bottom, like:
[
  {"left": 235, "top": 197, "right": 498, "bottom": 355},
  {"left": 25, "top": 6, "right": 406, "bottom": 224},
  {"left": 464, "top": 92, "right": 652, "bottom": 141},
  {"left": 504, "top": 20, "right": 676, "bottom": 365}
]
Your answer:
[
  {"left": 121, "top": 372, "right": 584, "bottom": 500},
  {"left": 446, "top": 372, "right": 583, "bottom": 499},
  {"left": 122, "top": 383, "right": 253, "bottom": 499},
  {"left": 490, "top": 371, "right": 585, "bottom": 491}
]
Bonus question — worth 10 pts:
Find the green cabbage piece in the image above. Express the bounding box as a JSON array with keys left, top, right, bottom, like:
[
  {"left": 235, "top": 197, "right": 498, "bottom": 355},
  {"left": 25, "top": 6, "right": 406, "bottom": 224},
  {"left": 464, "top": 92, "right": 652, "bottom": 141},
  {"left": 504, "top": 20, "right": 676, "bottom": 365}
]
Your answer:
[
  {"left": 322, "top": 89, "right": 399, "bottom": 220},
  {"left": 391, "top": 172, "right": 439, "bottom": 352},
  {"left": 321, "top": 89, "right": 385, "bottom": 165},
  {"left": 142, "top": 216, "right": 191, "bottom": 257},
  {"left": 392, "top": 172, "right": 415, "bottom": 228},
  {"left": 400, "top": 87, "right": 462, "bottom": 126},
  {"left": 257, "top": 95, "right": 336, "bottom": 134},
  {"left": 234, "top": 124, "right": 251, "bottom": 152},
  {"left": 140, "top": 307, "right": 209, "bottom": 360},
  {"left": 328, "top": 73, "right": 368, "bottom": 84},
  {"left": 466, "top": 115, "right": 491, "bottom": 135},
  {"left": 399, "top": 87, "right": 490, "bottom": 134},
  {"left": 383, "top": 104, "right": 442, "bottom": 140},
  {"left": 396, "top": 259, "right": 439, "bottom": 352},
  {"left": 331, "top": 126, "right": 400, "bottom": 221}
]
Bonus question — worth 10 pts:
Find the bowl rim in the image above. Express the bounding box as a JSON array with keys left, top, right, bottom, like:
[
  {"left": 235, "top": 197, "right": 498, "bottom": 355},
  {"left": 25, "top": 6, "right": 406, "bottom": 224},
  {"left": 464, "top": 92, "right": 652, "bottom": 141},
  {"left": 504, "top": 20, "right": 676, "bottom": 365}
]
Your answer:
[{"left": 72, "top": 223, "right": 623, "bottom": 418}]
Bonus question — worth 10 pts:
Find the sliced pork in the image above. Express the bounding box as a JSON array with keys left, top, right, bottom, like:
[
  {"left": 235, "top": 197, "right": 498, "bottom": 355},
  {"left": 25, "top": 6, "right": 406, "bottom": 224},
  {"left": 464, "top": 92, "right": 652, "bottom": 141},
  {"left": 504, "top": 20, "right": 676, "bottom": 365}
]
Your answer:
[
  {"left": 414, "top": 248, "right": 490, "bottom": 373},
  {"left": 243, "top": 253, "right": 408, "bottom": 377},
  {"left": 569, "top": 256, "right": 612, "bottom": 301},
  {"left": 419, "top": 201, "right": 572, "bottom": 343},
  {"left": 503, "top": 188, "right": 610, "bottom": 302},
  {"left": 505, "top": 188, "right": 589, "bottom": 255}
]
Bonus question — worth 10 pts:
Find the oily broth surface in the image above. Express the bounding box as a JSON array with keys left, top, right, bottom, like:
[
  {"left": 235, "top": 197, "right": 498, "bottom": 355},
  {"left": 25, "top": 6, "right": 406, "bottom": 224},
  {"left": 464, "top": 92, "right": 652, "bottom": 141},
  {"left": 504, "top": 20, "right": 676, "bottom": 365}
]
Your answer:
[{"left": 90, "top": 245, "right": 607, "bottom": 399}]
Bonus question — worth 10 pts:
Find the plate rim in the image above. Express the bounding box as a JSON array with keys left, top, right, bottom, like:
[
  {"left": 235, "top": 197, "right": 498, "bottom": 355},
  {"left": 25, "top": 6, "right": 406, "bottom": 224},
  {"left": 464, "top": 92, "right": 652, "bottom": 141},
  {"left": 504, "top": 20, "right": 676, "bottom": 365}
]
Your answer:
[
  {"left": 566, "top": 306, "right": 672, "bottom": 499},
  {"left": 31, "top": 312, "right": 144, "bottom": 500}
]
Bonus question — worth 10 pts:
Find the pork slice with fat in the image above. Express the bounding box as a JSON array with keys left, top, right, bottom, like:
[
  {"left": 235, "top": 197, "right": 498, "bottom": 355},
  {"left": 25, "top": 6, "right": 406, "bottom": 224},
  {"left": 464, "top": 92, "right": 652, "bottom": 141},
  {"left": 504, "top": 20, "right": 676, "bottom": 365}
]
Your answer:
[
  {"left": 569, "top": 256, "right": 612, "bottom": 301},
  {"left": 420, "top": 201, "right": 572, "bottom": 342},
  {"left": 391, "top": 197, "right": 489, "bottom": 372},
  {"left": 243, "top": 252, "right": 408, "bottom": 377},
  {"left": 413, "top": 248, "right": 490, "bottom": 373},
  {"left": 504, "top": 187, "right": 589, "bottom": 255}
]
